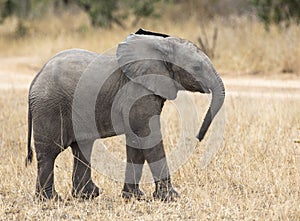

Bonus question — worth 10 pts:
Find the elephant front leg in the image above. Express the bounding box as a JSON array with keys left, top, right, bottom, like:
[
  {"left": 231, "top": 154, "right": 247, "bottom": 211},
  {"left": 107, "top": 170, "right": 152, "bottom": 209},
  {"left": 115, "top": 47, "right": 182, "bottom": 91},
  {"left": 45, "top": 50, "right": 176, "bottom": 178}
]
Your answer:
[
  {"left": 144, "top": 141, "right": 179, "bottom": 201},
  {"left": 122, "top": 145, "right": 145, "bottom": 200},
  {"left": 71, "top": 141, "right": 99, "bottom": 199}
]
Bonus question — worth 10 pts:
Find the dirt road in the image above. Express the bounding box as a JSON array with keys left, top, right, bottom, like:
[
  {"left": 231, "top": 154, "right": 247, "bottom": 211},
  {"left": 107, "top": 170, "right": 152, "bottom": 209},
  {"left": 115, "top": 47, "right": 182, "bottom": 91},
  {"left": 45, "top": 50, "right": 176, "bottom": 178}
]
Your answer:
[{"left": 0, "top": 56, "right": 299, "bottom": 99}]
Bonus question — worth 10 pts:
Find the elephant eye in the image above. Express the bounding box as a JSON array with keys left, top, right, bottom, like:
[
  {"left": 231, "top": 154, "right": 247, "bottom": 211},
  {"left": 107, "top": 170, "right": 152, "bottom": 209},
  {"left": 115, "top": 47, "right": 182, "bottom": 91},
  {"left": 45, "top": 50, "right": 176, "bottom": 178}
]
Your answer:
[{"left": 192, "top": 66, "right": 202, "bottom": 72}]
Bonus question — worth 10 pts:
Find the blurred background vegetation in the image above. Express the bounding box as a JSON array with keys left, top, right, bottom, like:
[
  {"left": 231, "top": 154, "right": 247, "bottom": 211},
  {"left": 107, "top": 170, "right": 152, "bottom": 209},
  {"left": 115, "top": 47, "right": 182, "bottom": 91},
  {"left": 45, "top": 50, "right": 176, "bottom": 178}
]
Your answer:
[
  {"left": 1, "top": 0, "right": 299, "bottom": 33},
  {"left": 0, "top": 0, "right": 299, "bottom": 75}
]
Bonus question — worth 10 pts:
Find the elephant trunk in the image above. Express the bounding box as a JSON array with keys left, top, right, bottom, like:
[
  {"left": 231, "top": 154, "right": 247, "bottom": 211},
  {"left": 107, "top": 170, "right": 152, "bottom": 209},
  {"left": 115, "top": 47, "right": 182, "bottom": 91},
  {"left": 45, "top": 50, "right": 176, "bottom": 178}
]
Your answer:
[{"left": 197, "top": 71, "right": 225, "bottom": 141}]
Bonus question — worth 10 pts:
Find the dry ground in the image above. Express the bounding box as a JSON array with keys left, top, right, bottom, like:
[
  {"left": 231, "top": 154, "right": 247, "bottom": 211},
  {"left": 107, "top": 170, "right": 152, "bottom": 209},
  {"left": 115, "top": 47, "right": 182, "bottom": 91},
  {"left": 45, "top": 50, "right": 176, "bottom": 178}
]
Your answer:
[{"left": 0, "top": 14, "right": 300, "bottom": 220}]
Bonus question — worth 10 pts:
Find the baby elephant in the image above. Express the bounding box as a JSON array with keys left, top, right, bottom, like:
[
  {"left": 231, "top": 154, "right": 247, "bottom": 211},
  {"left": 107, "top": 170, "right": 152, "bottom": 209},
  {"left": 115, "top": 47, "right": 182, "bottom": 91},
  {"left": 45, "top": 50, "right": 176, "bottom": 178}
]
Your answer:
[{"left": 26, "top": 29, "right": 225, "bottom": 200}]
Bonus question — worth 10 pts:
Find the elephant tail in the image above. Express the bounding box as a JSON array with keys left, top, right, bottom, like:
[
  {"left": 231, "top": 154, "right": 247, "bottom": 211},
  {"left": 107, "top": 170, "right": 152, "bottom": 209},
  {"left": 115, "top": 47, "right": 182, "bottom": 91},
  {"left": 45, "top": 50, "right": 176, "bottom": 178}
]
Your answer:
[{"left": 25, "top": 99, "right": 33, "bottom": 167}]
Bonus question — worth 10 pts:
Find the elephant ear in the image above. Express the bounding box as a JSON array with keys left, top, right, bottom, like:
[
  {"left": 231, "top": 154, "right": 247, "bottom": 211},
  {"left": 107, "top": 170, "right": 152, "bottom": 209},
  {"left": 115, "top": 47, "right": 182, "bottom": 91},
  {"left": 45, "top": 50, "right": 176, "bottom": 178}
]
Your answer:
[{"left": 116, "top": 34, "right": 177, "bottom": 100}]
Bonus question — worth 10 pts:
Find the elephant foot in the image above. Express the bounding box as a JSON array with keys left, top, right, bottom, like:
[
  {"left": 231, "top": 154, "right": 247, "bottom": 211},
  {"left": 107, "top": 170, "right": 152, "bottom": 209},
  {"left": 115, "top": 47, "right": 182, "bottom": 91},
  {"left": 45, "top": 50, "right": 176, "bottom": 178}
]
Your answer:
[
  {"left": 153, "top": 178, "right": 179, "bottom": 202},
  {"left": 72, "top": 180, "right": 100, "bottom": 199},
  {"left": 35, "top": 189, "right": 61, "bottom": 201},
  {"left": 122, "top": 183, "right": 145, "bottom": 200}
]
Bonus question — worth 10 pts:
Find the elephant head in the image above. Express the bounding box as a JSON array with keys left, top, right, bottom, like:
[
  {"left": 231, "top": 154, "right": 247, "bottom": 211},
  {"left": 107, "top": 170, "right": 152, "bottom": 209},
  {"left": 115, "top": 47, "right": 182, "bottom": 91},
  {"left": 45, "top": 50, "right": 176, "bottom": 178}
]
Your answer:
[{"left": 116, "top": 32, "right": 225, "bottom": 141}]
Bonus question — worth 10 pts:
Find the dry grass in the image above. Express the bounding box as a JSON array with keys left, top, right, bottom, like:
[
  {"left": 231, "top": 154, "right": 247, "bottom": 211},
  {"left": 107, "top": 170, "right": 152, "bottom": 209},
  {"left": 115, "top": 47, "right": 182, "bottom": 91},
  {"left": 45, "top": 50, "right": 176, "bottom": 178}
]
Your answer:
[
  {"left": 0, "top": 87, "right": 299, "bottom": 220},
  {"left": 0, "top": 12, "right": 300, "bottom": 220}
]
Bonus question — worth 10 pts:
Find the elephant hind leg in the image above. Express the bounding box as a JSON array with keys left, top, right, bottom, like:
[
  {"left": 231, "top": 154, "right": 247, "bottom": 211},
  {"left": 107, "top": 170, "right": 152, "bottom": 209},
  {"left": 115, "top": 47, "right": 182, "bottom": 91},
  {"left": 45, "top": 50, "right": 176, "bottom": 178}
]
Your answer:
[
  {"left": 35, "top": 144, "right": 61, "bottom": 200},
  {"left": 71, "top": 141, "right": 99, "bottom": 199}
]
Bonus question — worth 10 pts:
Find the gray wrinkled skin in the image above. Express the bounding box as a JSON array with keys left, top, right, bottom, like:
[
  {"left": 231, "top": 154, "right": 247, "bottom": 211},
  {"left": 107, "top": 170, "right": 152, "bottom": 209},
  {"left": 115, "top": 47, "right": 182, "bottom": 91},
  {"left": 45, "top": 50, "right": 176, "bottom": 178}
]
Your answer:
[{"left": 26, "top": 33, "right": 225, "bottom": 201}]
